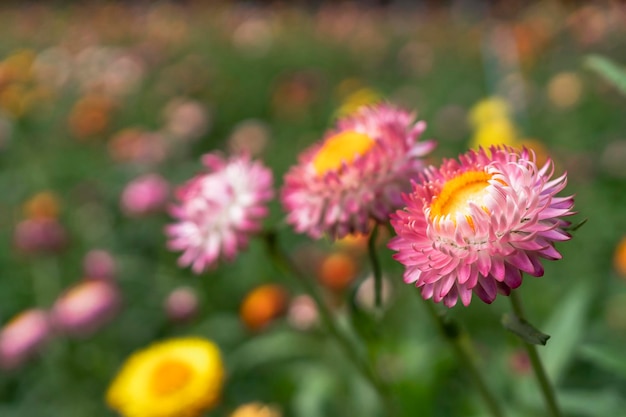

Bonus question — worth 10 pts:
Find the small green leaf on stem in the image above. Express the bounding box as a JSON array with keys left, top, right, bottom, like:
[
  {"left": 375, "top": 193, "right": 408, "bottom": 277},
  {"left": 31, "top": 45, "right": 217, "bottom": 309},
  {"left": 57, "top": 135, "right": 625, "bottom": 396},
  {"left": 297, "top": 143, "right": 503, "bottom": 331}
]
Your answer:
[
  {"left": 502, "top": 313, "right": 551, "bottom": 346},
  {"left": 565, "top": 218, "right": 587, "bottom": 233},
  {"left": 584, "top": 55, "right": 626, "bottom": 96}
]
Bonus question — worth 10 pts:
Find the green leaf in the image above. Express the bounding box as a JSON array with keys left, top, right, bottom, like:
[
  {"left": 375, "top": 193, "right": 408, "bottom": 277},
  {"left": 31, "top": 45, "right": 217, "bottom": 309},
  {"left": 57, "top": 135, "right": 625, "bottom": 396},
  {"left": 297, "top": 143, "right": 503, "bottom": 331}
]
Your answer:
[
  {"left": 541, "top": 282, "right": 593, "bottom": 383},
  {"left": 226, "top": 330, "right": 319, "bottom": 375},
  {"left": 502, "top": 313, "right": 550, "bottom": 345},
  {"left": 585, "top": 55, "right": 626, "bottom": 96},
  {"left": 291, "top": 364, "right": 338, "bottom": 417},
  {"left": 579, "top": 344, "right": 626, "bottom": 380},
  {"left": 558, "top": 388, "right": 626, "bottom": 417}
]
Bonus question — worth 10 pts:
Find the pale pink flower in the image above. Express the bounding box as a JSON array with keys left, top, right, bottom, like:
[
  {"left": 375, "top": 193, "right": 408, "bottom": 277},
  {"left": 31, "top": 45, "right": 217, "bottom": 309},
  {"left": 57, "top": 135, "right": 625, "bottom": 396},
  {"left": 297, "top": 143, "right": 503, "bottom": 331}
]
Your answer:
[
  {"left": 163, "top": 98, "right": 210, "bottom": 142},
  {"left": 389, "top": 146, "right": 575, "bottom": 307},
  {"left": 51, "top": 281, "right": 120, "bottom": 337},
  {"left": 0, "top": 309, "right": 51, "bottom": 370},
  {"left": 287, "top": 295, "right": 318, "bottom": 331},
  {"left": 281, "top": 103, "right": 435, "bottom": 239},
  {"left": 83, "top": 249, "right": 117, "bottom": 281},
  {"left": 166, "top": 153, "right": 274, "bottom": 273},
  {"left": 355, "top": 273, "right": 394, "bottom": 312},
  {"left": 164, "top": 286, "right": 199, "bottom": 323},
  {"left": 120, "top": 173, "right": 169, "bottom": 216}
]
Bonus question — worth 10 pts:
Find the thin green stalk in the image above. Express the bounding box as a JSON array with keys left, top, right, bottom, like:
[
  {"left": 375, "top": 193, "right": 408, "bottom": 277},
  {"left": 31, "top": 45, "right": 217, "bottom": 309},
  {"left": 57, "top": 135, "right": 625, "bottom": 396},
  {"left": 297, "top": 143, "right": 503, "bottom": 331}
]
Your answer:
[
  {"left": 367, "top": 225, "right": 382, "bottom": 308},
  {"left": 510, "top": 291, "right": 562, "bottom": 417},
  {"left": 421, "top": 299, "right": 505, "bottom": 417},
  {"left": 263, "top": 231, "right": 398, "bottom": 416},
  {"left": 31, "top": 257, "right": 62, "bottom": 307}
]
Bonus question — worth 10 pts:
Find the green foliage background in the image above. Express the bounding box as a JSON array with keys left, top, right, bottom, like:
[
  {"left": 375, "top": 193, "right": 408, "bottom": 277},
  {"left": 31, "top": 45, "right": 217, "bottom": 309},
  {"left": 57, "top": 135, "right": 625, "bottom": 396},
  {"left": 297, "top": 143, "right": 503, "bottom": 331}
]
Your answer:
[{"left": 0, "top": 3, "right": 625, "bottom": 417}]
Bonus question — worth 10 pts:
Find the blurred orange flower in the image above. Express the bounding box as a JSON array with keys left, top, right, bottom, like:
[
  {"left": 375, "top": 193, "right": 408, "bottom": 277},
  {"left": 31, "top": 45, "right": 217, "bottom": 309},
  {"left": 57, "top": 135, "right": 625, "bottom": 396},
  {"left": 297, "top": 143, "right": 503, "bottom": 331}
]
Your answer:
[
  {"left": 613, "top": 236, "right": 626, "bottom": 277},
  {"left": 23, "top": 191, "right": 61, "bottom": 220},
  {"left": 68, "top": 94, "right": 115, "bottom": 139},
  {"left": 317, "top": 252, "right": 358, "bottom": 292},
  {"left": 240, "top": 284, "right": 288, "bottom": 331},
  {"left": 230, "top": 402, "right": 282, "bottom": 417}
]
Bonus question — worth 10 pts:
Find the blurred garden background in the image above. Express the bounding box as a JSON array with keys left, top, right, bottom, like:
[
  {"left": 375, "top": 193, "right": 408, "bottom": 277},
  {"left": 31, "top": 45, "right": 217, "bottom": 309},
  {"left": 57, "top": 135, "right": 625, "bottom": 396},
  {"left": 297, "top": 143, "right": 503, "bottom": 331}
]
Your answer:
[{"left": 0, "top": 1, "right": 625, "bottom": 416}]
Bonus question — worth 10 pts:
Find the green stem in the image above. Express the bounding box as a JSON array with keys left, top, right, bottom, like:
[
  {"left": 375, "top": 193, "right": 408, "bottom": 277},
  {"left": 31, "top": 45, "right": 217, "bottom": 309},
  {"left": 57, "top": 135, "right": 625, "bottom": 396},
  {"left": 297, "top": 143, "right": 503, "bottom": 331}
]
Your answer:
[
  {"left": 367, "top": 225, "right": 382, "bottom": 309},
  {"left": 31, "top": 257, "right": 62, "bottom": 307},
  {"left": 263, "top": 231, "right": 398, "bottom": 416},
  {"left": 510, "top": 291, "right": 562, "bottom": 417},
  {"left": 421, "top": 299, "right": 505, "bottom": 417}
]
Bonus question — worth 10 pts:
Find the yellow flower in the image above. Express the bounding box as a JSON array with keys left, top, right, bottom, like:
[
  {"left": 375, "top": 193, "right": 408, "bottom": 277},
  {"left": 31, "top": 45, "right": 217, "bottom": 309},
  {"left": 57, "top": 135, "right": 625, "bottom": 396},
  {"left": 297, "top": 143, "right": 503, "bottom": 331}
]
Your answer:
[
  {"left": 334, "top": 78, "right": 381, "bottom": 118},
  {"left": 468, "top": 96, "right": 511, "bottom": 128},
  {"left": 106, "top": 338, "right": 225, "bottom": 417},
  {"left": 467, "top": 97, "right": 521, "bottom": 150},
  {"left": 469, "top": 118, "right": 518, "bottom": 149}
]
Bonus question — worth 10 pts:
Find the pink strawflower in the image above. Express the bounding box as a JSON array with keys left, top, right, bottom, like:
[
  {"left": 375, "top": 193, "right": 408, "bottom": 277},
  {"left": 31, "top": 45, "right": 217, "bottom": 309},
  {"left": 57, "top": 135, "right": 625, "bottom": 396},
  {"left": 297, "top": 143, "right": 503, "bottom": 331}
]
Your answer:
[
  {"left": 166, "top": 153, "right": 274, "bottom": 273},
  {"left": 287, "top": 295, "right": 318, "bottom": 331},
  {"left": 83, "top": 249, "right": 117, "bottom": 281},
  {"left": 50, "top": 280, "right": 121, "bottom": 337},
  {"left": 164, "top": 286, "right": 199, "bottom": 323},
  {"left": 120, "top": 173, "right": 170, "bottom": 216},
  {"left": 389, "top": 146, "right": 575, "bottom": 307},
  {"left": 14, "top": 218, "right": 68, "bottom": 255},
  {"left": 281, "top": 103, "right": 435, "bottom": 239},
  {"left": 0, "top": 309, "right": 51, "bottom": 370}
]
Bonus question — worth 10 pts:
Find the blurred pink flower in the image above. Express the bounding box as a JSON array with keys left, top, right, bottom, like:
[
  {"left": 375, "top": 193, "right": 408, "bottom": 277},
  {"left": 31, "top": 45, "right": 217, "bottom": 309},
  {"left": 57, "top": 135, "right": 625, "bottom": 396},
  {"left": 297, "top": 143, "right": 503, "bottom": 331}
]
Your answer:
[
  {"left": 355, "top": 273, "right": 394, "bottom": 312},
  {"left": 51, "top": 281, "right": 120, "bottom": 337},
  {"left": 120, "top": 173, "right": 170, "bottom": 216},
  {"left": 163, "top": 98, "right": 210, "bottom": 142},
  {"left": 0, "top": 309, "right": 51, "bottom": 370},
  {"left": 164, "top": 286, "right": 199, "bottom": 323},
  {"left": 227, "top": 119, "right": 270, "bottom": 156},
  {"left": 389, "top": 146, "right": 575, "bottom": 307},
  {"left": 14, "top": 218, "right": 68, "bottom": 255},
  {"left": 281, "top": 103, "right": 435, "bottom": 239},
  {"left": 83, "top": 249, "right": 117, "bottom": 281},
  {"left": 166, "top": 153, "right": 274, "bottom": 273},
  {"left": 287, "top": 295, "right": 318, "bottom": 331},
  {"left": 108, "top": 128, "right": 168, "bottom": 165}
]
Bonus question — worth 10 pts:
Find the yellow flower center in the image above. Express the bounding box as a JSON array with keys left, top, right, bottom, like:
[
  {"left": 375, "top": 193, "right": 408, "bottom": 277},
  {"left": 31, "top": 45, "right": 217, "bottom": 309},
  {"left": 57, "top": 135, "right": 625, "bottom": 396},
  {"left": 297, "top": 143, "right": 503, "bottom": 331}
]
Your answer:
[
  {"left": 430, "top": 171, "right": 493, "bottom": 228},
  {"left": 150, "top": 359, "right": 193, "bottom": 396},
  {"left": 312, "top": 130, "right": 375, "bottom": 175}
]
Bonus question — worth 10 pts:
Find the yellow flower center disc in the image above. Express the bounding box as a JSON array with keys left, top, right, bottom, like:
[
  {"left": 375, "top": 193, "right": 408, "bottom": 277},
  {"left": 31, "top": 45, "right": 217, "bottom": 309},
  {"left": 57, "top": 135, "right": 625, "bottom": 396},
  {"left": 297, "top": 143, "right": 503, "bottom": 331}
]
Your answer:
[
  {"left": 150, "top": 359, "right": 193, "bottom": 396},
  {"left": 312, "top": 130, "right": 375, "bottom": 175},
  {"left": 430, "top": 171, "right": 493, "bottom": 228}
]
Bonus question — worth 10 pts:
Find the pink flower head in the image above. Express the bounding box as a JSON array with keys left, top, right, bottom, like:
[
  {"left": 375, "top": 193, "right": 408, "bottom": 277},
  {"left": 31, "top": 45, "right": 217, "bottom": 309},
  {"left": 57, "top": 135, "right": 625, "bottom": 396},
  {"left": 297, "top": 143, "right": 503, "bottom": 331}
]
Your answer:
[
  {"left": 14, "top": 218, "right": 68, "bottom": 255},
  {"left": 0, "top": 309, "right": 51, "bottom": 370},
  {"left": 83, "top": 249, "right": 117, "bottom": 281},
  {"left": 281, "top": 103, "right": 436, "bottom": 239},
  {"left": 51, "top": 281, "right": 121, "bottom": 337},
  {"left": 166, "top": 153, "right": 274, "bottom": 273},
  {"left": 164, "top": 286, "right": 199, "bottom": 323},
  {"left": 389, "top": 146, "right": 575, "bottom": 307},
  {"left": 120, "top": 173, "right": 170, "bottom": 216}
]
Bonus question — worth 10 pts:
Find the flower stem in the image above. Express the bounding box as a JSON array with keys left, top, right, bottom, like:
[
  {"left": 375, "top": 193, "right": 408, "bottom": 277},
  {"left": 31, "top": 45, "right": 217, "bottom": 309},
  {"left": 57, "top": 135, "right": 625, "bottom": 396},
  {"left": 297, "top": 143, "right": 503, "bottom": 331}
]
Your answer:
[
  {"left": 367, "top": 225, "right": 382, "bottom": 309},
  {"left": 421, "top": 299, "right": 505, "bottom": 417},
  {"left": 510, "top": 291, "right": 562, "bottom": 417},
  {"left": 263, "top": 231, "right": 398, "bottom": 416}
]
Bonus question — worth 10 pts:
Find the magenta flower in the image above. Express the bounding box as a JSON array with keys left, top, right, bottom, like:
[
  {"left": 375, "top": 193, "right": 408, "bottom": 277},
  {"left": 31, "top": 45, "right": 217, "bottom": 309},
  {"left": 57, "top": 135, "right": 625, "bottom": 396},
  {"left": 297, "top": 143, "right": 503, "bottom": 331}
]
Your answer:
[
  {"left": 281, "top": 103, "right": 435, "bottom": 239},
  {"left": 51, "top": 280, "right": 121, "bottom": 337},
  {"left": 389, "top": 146, "right": 575, "bottom": 307},
  {"left": 120, "top": 173, "right": 170, "bottom": 216},
  {"left": 0, "top": 309, "right": 51, "bottom": 370},
  {"left": 166, "top": 153, "right": 274, "bottom": 273},
  {"left": 14, "top": 218, "right": 68, "bottom": 255}
]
